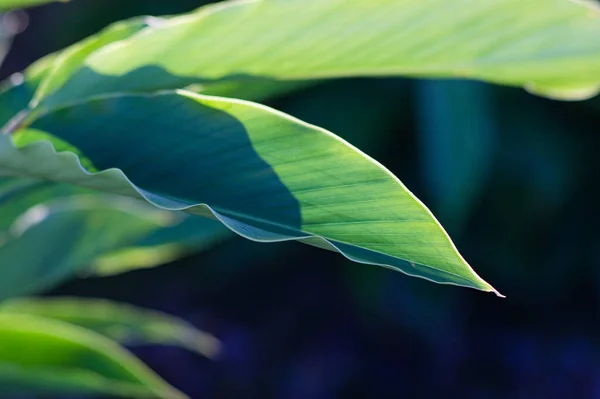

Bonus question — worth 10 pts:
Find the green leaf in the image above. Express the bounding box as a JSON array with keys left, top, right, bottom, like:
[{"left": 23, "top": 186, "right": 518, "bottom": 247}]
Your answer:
[
  {"left": 89, "top": 215, "right": 231, "bottom": 277},
  {"left": 0, "top": 313, "right": 186, "bottom": 397},
  {"left": 0, "top": 193, "right": 177, "bottom": 300},
  {"left": 0, "top": 297, "right": 220, "bottom": 358},
  {"left": 0, "top": 183, "right": 229, "bottom": 298},
  {"left": 0, "top": 52, "right": 56, "bottom": 128},
  {"left": 36, "top": 0, "right": 600, "bottom": 106},
  {"left": 1, "top": 90, "right": 500, "bottom": 294},
  {"left": 0, "top": 54, "right": 230, "bottom": 292},
  {"left": 0, "top": 0, "right": 66, "bottom": 10},
  {"left": 1, "top": 15, "right": 158, "bottom": 129},
  {"left": 32, "top": 16, "right": 162, "bottom": 106}
]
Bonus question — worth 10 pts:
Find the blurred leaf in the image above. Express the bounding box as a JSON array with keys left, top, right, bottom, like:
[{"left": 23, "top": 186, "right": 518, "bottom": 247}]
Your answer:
[
  {"left": 415, "top": 79, "right": 495, "bottom": 233},
  {"left": 2, "top": 91, "right": 499, "bottom": 294},
  {"left": 35, "top": 0, "right": 600, "bottom": 107},
  {"left": 0, "top": 297, "right": 220, "bottom": 358},
  {"left": 0, "top": 194, "right": 175, "bottom": 300},
  {"left": 0, "top": 313, "right": 185, "bottom": 397},
  {"left": 0, "top": 52, "right": 55, "bottom": 127},
  {"left": 90, "top": 215, "right": 231, "bottom": 277},
  {"left": 0, "top": 0, "right": 64, "bottom": 10},
  {"left": 276, "top": 79, "right": 405, "bottom": 155},
  {"left": 0, "top": 182, "right": 230, "bottom": 298}
]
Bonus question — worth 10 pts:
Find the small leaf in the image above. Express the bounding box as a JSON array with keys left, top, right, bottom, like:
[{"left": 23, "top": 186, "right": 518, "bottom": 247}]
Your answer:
[
  {"left": 0, "top": 297, "right": 220, "bottom": 358},
  {"left": 1, "top": 91, "right": 500, "bottom": 294},
  {"left": 0, "top": 313, "right": 185, "bottom": 397}
]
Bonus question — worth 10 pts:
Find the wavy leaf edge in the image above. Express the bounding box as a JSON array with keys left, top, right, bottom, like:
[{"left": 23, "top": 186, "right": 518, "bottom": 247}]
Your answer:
[{"left": 2, "top": 89, "right": 502, "bottom": 296}]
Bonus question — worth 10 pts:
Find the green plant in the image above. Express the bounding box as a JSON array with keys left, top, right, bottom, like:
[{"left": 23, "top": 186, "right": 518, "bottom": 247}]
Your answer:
[{"left": 1, "top": 0, "right": 598, "bottom": 396}]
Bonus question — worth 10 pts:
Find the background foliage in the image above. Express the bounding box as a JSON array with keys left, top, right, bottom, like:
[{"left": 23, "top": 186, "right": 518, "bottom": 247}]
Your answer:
[{"left": 1, "top": 0, "right": 600, "bottom": 398}]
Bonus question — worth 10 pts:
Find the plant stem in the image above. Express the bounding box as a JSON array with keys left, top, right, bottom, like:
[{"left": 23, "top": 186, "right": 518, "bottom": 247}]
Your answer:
[{"left": 0, "top": 109, "right": 30, "bottom": 135}]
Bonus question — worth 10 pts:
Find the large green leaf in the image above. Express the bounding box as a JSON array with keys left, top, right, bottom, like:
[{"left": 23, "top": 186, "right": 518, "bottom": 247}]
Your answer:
[
  {"left": 0, "top": 313, "right": 185, "bottom": 397},
  {"left": 0, "top": 0, "right": 64, "bottom": 10},
  {"left": 0, "top": 90, "right": 500, "bottom": 294},
  {"left": 0, "top": 297, "right": 220, "bottom": 358},
  {"left": 0, "top": 37, "right": 230, "bottom": 292},
  {"left": 35, "top": 0, "right": 600, "bottom": 107}
]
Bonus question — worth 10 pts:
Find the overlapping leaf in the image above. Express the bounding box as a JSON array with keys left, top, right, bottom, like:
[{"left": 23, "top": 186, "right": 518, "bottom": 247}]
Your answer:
[
  {"left": 0, "top": 193, "right": 171, "bottom": 299},
  {"left": 0, "top": 313, "right": 185, "bottom": 397},
  {"left": 0, "top": 90, "right": 499, "bottom": 294},
  {"left": 33, "top": 0, "right": 600, "bottom": 107},
  {"left": 0, "top": 297, "right": 220, "bottom": 358},
  {"left": 0, "top": 189, "right": 229, "bottom": 300},
  {"left": 0, "top": 41, "right": 230, "bottom": 297}
]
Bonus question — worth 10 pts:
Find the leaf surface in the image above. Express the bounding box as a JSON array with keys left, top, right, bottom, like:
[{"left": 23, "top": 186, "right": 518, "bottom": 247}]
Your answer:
[
  {"left": 1, "top": 90, "right": 500, "bottom": 294},
  {"left": 37, "top": 0, "right": 600, "bottom": 106}
]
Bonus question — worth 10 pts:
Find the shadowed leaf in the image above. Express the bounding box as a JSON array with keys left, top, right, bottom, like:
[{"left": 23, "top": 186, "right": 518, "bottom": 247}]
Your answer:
[{"left": 1, "top": 90, "right": 500, "bottom": 294}]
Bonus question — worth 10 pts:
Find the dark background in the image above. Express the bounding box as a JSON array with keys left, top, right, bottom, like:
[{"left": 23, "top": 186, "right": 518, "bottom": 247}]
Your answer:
[{"left": 2, "top": 1, "right": 600, "bottom": 398}]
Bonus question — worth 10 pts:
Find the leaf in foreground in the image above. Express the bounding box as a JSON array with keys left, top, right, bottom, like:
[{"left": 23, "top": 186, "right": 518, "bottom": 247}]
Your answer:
[
  {"left": 1, "top": 90, "right": 500, "bottom": 295},
  {"left": 0, "top": 313, "right": 185, "bottom": 398}
]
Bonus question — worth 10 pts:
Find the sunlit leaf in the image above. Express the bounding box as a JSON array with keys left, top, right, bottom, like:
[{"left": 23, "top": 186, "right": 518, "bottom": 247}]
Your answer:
[
  {"left": 0, "top": 297, "right": 220, "bottom": 358},
  {"left": 0, "top": 47, "right": 229, "bottom": 293},
  {"left": 0, "top": 313, "right": 185, "bottom": 397},
  {"left": 32, "top": 16, "right": 162, "bottom": 105},
  {"left": 1, "top": 90, "right": 500, "bottom": 294},
  {"left": 35, "top": 0, "right": 600, "bottom": 107}
]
